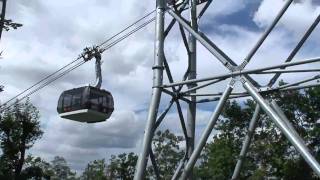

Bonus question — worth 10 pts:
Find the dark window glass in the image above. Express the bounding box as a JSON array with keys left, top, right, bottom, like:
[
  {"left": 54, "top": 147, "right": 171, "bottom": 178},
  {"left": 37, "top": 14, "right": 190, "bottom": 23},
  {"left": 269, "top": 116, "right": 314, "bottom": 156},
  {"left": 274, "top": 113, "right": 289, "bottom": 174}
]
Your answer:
[
  {"left": 103, "top": 97, "right": 107, "bottom": 107},
  {"left": 88, "top": 89, "right": 113, "bottom": 111},
  {"left": 99, "top": 97, "right": 104, "bottom": 105},
  {"left": 90, "top": 92, "right": 99, "bottom": 105},
  {"left": 72, "top": 93, "right": 81, "bottom": 108},
  {"left": 58, "top": 96, "right": 63, "bottom": 108},
  {"left": 63, "top": 94, "right": 72, "bottom": 107},
  {"left": 57, "top": 95, "right": 64, "bottom": 113},
  {"left": 109, "top": 95, "right": 114, "bottom": 107},
  {"left": 90, "top": 90, "right": 100, "bottom": 111}
]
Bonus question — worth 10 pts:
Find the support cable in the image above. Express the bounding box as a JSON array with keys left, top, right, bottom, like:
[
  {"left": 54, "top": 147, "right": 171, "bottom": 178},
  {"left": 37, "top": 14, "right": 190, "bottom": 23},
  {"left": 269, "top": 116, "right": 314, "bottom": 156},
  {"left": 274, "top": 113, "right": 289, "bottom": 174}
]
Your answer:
[
  {"left": 2, "top": 60, "right": 86, "bottom": 111},
  {"left": 97, "top": 10, "right": 155, "bottom": 48},
  {"left": 0, "top": 10, "right": 156, "bottom": 111},
  {"left": 100, "top": 17, "right": 156, "bottom": 53},
  {"left": 1, "top": 57, "right": 82, "bottom": 108}
]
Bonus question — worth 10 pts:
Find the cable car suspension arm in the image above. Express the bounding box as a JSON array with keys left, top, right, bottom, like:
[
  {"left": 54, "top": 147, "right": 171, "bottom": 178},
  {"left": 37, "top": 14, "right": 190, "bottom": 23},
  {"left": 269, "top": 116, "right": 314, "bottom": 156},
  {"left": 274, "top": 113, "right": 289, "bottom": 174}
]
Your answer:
[{"left": 79, "top": 46, "right": 103, "bottom": 88}]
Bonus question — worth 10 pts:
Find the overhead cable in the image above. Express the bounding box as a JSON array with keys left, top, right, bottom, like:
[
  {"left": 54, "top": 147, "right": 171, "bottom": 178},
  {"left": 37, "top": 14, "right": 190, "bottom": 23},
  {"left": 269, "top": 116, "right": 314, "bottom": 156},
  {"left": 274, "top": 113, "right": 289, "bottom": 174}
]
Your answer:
[{"left": 0, "top": 10, "right": 156, "bottom": 111}]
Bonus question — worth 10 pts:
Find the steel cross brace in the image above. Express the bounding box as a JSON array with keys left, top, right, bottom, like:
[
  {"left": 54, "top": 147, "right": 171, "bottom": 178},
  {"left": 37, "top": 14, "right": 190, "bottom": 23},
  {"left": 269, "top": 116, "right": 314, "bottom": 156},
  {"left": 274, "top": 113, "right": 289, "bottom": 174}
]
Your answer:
[
  {"left": 242, "top": 78, "right": 320, "bottom": 175},
  {"left": 180, "top": 79, "right": 236, "bottom": 179},
  {"left": 135, "top": 0, "right": 320, "bottom": 179},
  {"left": 167, "top": 2, "right": 320, "bottom": 179},
  {"left": 231, "top": 13, "right": 320, "bottom": 179},
  {"left": 196, "top": 80, "right": 320, "bottom": 103},
  {"left": 162, "top": 57, "right": 320, "bottom": 89}
]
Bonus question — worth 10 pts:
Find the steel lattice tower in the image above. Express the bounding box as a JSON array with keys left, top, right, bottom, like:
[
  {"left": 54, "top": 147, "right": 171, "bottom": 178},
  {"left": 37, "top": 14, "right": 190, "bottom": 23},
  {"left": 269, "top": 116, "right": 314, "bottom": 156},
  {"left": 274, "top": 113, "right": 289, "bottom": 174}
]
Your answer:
[{"left": 134, "top": 0, "right": 320, "bottom": 179}]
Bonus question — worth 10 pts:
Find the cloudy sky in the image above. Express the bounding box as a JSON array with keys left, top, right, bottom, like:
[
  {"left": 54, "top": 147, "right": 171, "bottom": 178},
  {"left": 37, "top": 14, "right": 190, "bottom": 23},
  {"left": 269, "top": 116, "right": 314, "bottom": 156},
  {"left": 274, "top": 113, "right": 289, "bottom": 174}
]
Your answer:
[{"left": 0, "top": 0, "right": 319, "bottom": 172}]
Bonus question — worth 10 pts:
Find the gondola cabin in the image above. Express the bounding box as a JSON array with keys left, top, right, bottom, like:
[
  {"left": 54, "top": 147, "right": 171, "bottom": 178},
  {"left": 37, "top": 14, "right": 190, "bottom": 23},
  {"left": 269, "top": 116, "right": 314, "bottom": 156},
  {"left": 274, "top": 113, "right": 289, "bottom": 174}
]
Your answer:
[{"left": 57, "top": 86, "right": 114, "bottom": 123}]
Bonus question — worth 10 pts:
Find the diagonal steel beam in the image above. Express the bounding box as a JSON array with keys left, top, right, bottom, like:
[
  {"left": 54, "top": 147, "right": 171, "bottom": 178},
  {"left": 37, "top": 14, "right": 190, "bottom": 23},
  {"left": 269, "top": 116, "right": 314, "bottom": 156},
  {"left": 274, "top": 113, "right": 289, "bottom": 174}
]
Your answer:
[
  {"left": 241, "top": 77, "right": 320, "bottom": 176},
  {"left": 197, "top": 80, "right": 320, "bottom": 103},
  {"left": 180, "top": 80, "right": 235, "bottom": 179},
  {"left": 175, "top": 99, "right": 190, "bottom": 148},
  {"left": 268, "top": 14, "right": 320, "bottom": 86},
  {"left": 150, "top": 146, "right": 161, "bottom": 179},
  {"left": 241, "top": 0, "right": 293, "bottom": 68},
  {"left": 167, "top": 8, "right": 233, "bottom": 70},
  {"left": 256, "top": 69, "right": 320, "bottom": 74},
  {"left": 163, "top": 57, "right": 320, "bottom": 88},
  {"left": 167, "top": 8, "right": 261, "bottom": 87},
  {"left": 181, "top": 78, "right": 226, "bottom": 94},
  {"left": 164, "top": 0, "right": 189, "bottom": 38},
  {"left": 154, "top": 98, "right": 175, "bottom": 130},
  {"left": 231, "top": 104, "right": 260, "bottom": 180},
  {"left": 172, "top": 158, "right": 186, "bottom": 180},
  {"left": 270, "top": 100, "right": 305, "bottom": 144},
  {"left": 197, "top": 0, "right": 213, "bottom": 21}
]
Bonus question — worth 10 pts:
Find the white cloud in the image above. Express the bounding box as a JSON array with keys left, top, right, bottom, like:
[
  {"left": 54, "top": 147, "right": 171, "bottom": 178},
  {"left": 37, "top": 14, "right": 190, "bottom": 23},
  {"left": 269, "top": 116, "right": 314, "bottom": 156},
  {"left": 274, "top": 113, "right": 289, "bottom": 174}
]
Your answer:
[
  {"left": 202, "top": 0, "right": 247, "bottom": 18},
  {"left": 1, "top": 0, "right": 319, "bottom": 174},
  {"left": 254, "top": 0, "right": 320, "bottom": 37},
  {"left": 31, "top": 110, "right": 144, "bottom": 171}
]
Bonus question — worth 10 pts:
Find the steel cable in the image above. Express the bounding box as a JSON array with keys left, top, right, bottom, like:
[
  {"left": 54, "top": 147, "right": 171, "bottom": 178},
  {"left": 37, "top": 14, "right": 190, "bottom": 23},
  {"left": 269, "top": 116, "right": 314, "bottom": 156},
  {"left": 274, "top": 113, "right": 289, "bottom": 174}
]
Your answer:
[{"left": 0, "top": 11, "right": 156, "bottom": 111}]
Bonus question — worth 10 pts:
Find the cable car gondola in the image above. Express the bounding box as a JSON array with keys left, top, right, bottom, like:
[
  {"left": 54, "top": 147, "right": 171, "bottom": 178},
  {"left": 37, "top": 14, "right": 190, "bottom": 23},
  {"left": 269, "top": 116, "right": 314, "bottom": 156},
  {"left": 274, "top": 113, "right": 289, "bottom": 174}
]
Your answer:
[{"left": 57, "top": 47, "right": 114, "bottom": 123}]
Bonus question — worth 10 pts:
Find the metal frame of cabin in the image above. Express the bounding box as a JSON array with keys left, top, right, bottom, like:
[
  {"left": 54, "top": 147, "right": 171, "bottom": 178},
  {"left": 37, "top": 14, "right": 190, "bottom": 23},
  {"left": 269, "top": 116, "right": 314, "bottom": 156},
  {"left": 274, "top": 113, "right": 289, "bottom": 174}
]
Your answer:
[{"left": 134, "top": 0, "right": 320, "bottom": 179}]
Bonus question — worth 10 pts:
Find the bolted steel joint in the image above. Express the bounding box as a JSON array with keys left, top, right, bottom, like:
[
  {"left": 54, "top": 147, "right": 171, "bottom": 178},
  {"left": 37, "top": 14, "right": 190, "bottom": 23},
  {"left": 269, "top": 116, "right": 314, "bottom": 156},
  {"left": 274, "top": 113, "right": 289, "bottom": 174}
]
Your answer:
[
  {"left": 239, "top": 77, "right": 247, "bottom": 84},
  {"left": 229, "top": 78, "right": 237, "bottom": 88},
  {"left": 238, "top": 60, "right": 249, "bottom": 71},
  {"left": 172, "top": 92, "right": 182, "bottom": 101}
]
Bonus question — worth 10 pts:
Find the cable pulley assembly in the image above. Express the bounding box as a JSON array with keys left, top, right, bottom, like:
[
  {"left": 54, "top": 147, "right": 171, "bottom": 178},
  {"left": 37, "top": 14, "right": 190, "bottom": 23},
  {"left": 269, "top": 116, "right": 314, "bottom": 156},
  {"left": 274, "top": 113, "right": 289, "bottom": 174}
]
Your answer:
[{"left": 80, "top": 46, "right": 101, "bottom": 62}]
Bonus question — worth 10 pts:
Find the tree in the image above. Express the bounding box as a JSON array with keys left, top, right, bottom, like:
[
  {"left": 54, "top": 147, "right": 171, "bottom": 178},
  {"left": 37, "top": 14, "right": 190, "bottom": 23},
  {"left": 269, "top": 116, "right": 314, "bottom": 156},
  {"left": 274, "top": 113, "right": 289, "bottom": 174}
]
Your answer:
[
  {"left": 195, "top": 100, "right": 257, "bottom": 179},
  {"left": 81, "top": 159, "right": 107, "bottom": 180},
  {"left": 0, "top": 100, "right": 43, "bottom": 179},
  {"left": 107, "top": 152, "right": 138, "bottom": 180},
  {"left": 195, "top": 86, "right": 320, "bottom": 179},
  {"left": 101, "top": 130, "right": 184, "bottom": 179},
  {"left": 21, "top": 155, "right": 54, "bottom": 180},
  {"left": 147, "top": 129, "right": 184, "bottom": 179},
  {"left": 195, "top": 135, "right": 241, "bottom": 179},
  {"left": 51, "top": 156, "right": 76, "bottom": 180}
]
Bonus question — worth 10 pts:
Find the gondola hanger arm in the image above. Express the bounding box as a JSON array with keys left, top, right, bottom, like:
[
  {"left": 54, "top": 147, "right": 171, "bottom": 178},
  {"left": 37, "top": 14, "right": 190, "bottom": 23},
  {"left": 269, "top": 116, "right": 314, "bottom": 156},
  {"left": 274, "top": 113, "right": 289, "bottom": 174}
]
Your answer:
[{"left": 79, "top": 46, "right": 103, "bottom": 89}]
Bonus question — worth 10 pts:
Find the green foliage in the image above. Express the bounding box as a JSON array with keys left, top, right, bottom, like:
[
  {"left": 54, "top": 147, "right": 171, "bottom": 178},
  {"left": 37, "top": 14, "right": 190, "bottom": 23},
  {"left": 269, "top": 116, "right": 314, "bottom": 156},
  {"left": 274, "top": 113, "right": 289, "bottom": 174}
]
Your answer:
[
  {"left": 195, "top": 87, "right": 320, "bottom": 179},
  {"left": 1, "top": 86, "right": 319, "bottom": 179},
  {"left": 148, "top": 129, "right": 184, "bottom": 179},
  {"left": 195, "top": 100, "right": 258, "bottom": 179},
  {"left": 81, "top": 159, "right": 107, "bottom": 180},
  {"left": 0, "top": 155, "right": 14, "bottom": 179},
  {"left": 107, "top": 152, "right": 137, "bottom": 180},
  {"left": 80, "top": 129, "right": 184, "bottom": 180},
  {"left": 20, "top": 155, "right": 75, "bottom": 180},
  {"left": 196, "top": 136, "right": 240, "bottom": 179},
  {"left": 0, "top": 100, "right": 43, "bottom": 179},
  {"left": 51, "top": 156, "right": 77, "bottom": 180},
  {"left": 21, "top": 155, "right": 54, "bottom": 179}
]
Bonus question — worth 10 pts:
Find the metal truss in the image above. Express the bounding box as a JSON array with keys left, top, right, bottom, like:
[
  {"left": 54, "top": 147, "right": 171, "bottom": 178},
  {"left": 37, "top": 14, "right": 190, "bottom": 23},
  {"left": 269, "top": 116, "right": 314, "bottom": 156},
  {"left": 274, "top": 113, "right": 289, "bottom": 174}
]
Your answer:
[{"left": 134, "top": 0, "right": 320, "bottom": 179}]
